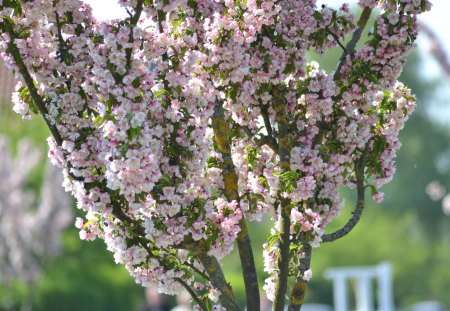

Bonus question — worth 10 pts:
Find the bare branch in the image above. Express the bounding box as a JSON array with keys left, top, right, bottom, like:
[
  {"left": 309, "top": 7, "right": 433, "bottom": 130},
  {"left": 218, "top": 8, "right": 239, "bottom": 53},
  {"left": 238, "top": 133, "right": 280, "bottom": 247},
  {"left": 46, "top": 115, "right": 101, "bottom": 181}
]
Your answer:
[
  {"left": 322, "top": 151, "right": 367, "bottom": 243},
  {"left": 175, "top": 278, "right": 208, "bottom": 311},
  {"left": 255, "top": 135, "right": 279, "bottom": 151},
  {"left": 184, "top": 261, "right": 210, "bottom": 282},
  {"left": 53, "top": 11, "right": 68, "bottom": 63},
  {"left": 261, "top": 104, "right": 273, "bottom": 137},
  {"left": 327, "top": 29, "right": 348, "bottom": 53},
  {"left": 260, "top": 104, "right": 280, "bottom": 151},
  {"left": 131, "top": 0, "right": 145, "bottom": 25},
  {"left": 419, "top": 22, "right": 450, "bottom": 79}
]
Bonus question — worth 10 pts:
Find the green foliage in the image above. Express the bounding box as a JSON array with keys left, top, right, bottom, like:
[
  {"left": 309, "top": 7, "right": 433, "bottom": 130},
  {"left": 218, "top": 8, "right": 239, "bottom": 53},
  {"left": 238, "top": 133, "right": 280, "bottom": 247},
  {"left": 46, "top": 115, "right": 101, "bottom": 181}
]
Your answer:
[
  {"left": 33, "top": 229, "right": 144, "bottom": 311},
  {"left": 307, "top": 206, "right": 450, "bottom": 309},
  {"left": 0, "top": 107, "right": 49, "bottom": 194}
]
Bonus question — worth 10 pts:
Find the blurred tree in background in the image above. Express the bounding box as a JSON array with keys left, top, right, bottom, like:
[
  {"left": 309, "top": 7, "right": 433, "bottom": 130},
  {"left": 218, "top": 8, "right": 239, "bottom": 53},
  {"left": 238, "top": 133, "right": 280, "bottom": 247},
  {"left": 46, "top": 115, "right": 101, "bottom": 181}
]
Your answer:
[
  {"left": 0, "top": 110, "right": 147, "bottom": 311},
  {"left": 0, "top": 135, "right": 71, "bottom": 311}
]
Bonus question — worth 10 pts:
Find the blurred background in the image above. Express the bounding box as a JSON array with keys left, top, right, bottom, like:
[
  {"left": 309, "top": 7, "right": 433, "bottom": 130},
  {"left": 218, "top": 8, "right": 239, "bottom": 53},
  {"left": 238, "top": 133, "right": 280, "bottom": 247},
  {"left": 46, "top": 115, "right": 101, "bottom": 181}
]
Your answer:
[{"left": 1, "top": 1, "right": 450, "bottom": 311}]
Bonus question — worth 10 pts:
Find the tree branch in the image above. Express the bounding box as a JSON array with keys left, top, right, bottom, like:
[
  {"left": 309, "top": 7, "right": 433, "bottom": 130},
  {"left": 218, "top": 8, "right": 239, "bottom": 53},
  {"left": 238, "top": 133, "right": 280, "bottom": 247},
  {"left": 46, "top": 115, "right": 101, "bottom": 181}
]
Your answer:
[
  {"left": 261, "top": 104, "right": 273, "bottom": 137},
  {"left": 175, "top": 277, "right": 208, "bottom": 311},
  {"left": 184, "top": 260, "right": 210, "bottom": 282},
  {"left": 4, "top": 22, "right": 63, "bottom": 146},
  {"left": 260, "top": 104, "right": 279, "bottom": 151},
  {"left": 288, "top": 242, "right": 312, "bottom": 311},
  {"left": 255, "top": 135, "right": 279, "bottom": 151},
  {"left": 322, "top": 151, "right": 367, "bottom": 243},
  {"left": 211, "top": 100, "right": 260, "bottom": 311},
  {"left": 273, "top": 198, "right": 292, "bottom": 311},
  {"left": 53, "top": 11, "right": 68, "bottom": 63},
  {"left": 272, "top": 84, "right": 293, "bottom": 311},
  {"left": 198, "top": 252, "right": 239, "bottom": 311},
  {"left": 4, "top": 17, "right": 153, "bottom": 240},
  {"left": 327, "top": 29, "right": 348, "bottom": 53},
  {"left": 334, "top": 6, "right": 373, "bottom": 80},
  {"left": 241, "top": 125, "right": 279, "bottom": 152},
  {"left": 125, "top": 0, "right": 145, "bottom": 70},
  {"left": 419, "top": 22, "right": 450, "bottom": 79},
  {"left": 130, "top": 0, "right": 145, "bottom": 26}
]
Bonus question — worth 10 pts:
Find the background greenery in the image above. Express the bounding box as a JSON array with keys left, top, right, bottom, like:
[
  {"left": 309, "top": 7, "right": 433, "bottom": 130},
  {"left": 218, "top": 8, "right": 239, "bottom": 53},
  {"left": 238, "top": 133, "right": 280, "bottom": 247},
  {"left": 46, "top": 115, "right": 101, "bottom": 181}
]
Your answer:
[{"left": 1, "top": 29, "right": 450, "bottom": 311}]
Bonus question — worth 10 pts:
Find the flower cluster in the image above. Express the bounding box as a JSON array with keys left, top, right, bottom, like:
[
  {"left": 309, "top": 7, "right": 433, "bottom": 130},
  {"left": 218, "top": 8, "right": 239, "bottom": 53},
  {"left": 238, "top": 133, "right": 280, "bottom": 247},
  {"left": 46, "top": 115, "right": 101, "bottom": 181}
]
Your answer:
[{"left": 0, "top": 0, "right": 430, "bottom": 307}]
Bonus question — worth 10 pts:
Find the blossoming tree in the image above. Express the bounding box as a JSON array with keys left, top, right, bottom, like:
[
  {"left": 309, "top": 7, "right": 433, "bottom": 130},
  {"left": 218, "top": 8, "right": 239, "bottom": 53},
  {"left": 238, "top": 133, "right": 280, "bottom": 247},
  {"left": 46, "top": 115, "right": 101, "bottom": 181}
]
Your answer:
[{"left": 0, "top": 0, "right": 431, "bottom": 310}]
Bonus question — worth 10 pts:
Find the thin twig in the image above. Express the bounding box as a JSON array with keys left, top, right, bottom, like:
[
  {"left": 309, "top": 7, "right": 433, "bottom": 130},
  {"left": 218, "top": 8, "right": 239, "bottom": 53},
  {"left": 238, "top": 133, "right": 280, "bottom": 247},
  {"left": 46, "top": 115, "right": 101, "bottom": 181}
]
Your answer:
[
  {"left": 327, "top": 29, "right": 348, "bottom": 53},
  {"left": 53, "top": 11, "right": 67, "bottom": 61},
  {"left": 175, "top": 278, "right": 208, "bottom": 311},
  {"left": 53, "top": 8, "right": 74, "bottom": 93}
]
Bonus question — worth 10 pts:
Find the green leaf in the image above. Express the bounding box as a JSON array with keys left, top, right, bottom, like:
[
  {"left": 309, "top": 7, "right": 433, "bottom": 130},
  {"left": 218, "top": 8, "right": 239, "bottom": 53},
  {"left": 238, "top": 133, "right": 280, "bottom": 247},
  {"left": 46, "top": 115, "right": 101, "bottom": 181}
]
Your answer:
[
  {"left": 368, "top": 184, "right": 377, "bottom": 197},
  {"left": 127, "top": 127, "right": 141, "bottom": 140},
  {"left": 131, "top": 77, "right": 141, "bottom": 88},
  {"left": 15, "top": 28, "right": 30, "bottom": 39},
  {"left": 245, "top": 147, "right": 258, "bottom": 167},
  {"left": 228, "top": 84, "right": 238, "bottom": 102},
  {"left": 92, "top": 34, "right": 104, "bottom": 44},
  {"left": 187, "top": 0, "right": 198, "bottom": 10},
  {"left": 283, "top": 63, "right": 295, "bottom": 75},
  {"left": 267, "top": 233, "right": 281, "bottom": 249},
  {"left": 373, "top": 137, "right": 387, "bottom": 157},
  {"left": 207, "top": 156, "right": 220, "bottom": 168},
  {"left": 153, "top": 89, "right": 169, "bottom": 99}
]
